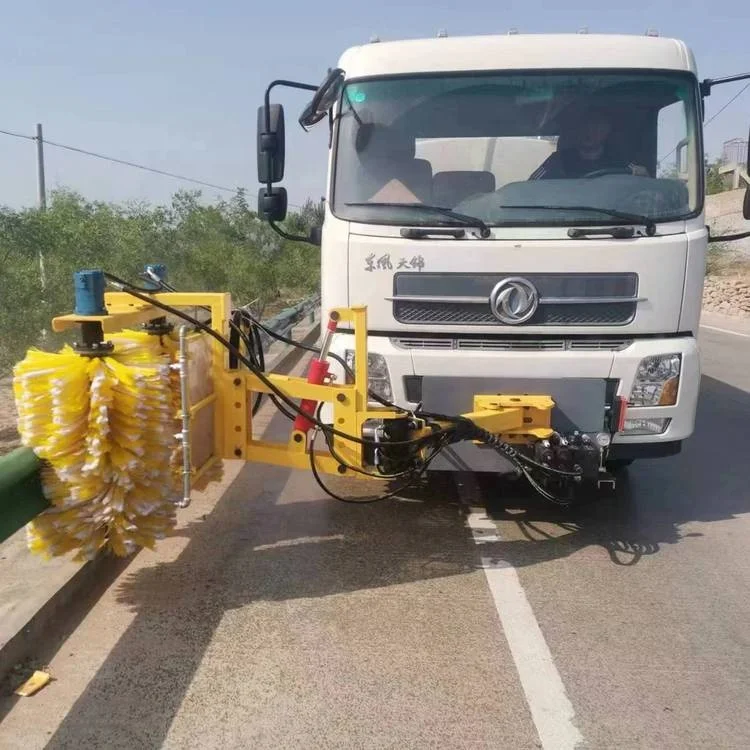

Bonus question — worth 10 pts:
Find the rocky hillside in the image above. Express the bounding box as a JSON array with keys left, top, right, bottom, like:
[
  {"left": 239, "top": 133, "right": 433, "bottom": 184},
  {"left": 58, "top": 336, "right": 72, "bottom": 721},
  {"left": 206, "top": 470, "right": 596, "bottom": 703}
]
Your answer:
[{"left": 703, "top": 276, "right": 750, "bottom": 316}]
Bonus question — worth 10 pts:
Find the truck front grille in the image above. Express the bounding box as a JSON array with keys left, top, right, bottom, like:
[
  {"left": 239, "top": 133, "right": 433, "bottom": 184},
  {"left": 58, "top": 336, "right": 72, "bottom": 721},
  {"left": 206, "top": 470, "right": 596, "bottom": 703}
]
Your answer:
[{"left": 391, "top": 272, "right": 640, "bottom": 327}]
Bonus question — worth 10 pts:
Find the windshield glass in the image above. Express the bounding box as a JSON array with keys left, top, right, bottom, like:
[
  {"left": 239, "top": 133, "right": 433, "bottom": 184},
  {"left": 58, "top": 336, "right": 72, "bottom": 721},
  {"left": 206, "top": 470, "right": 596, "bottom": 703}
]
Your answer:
[{"left": 331, "top": 71, "right": 701, "bottom": 228}]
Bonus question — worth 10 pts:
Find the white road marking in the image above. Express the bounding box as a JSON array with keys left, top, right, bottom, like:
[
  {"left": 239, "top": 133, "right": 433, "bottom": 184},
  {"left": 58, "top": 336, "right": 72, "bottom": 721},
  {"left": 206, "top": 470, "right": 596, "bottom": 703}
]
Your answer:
[
  {"left": 457, "top": 477, "right": 584, "bottom": 750},
  {"left": 700, "top": 324, "right": 750, "bottom": 339}
]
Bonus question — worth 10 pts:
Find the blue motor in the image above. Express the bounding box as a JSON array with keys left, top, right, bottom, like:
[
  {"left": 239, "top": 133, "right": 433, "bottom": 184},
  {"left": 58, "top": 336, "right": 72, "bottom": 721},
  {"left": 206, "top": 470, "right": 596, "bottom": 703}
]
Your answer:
[{"left": 73, "top": 270, "right": 107, "bottom": 316}]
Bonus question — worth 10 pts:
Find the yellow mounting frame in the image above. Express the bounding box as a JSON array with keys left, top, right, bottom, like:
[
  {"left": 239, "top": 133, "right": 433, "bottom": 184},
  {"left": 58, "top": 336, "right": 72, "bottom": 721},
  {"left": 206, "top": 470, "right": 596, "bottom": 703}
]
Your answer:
[
  {"left": 53, "top": 294, "right": 555, "bottom": 481},
  {"left": 228, "top": 305, "right": 404, "bottom": 476}
]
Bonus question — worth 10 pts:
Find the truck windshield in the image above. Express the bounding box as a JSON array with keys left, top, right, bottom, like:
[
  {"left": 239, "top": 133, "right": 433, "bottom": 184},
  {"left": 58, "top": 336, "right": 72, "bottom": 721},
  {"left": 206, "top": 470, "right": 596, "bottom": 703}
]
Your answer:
[{"left": 331, "top": 71, "right": 701, "bottom": 228}]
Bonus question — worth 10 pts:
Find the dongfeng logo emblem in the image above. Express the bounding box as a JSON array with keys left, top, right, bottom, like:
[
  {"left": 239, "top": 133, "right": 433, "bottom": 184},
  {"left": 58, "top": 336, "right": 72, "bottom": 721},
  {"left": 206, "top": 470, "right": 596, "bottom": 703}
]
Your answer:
[{"left": 490, "top": 277, "right": 539, "bottom": 324}]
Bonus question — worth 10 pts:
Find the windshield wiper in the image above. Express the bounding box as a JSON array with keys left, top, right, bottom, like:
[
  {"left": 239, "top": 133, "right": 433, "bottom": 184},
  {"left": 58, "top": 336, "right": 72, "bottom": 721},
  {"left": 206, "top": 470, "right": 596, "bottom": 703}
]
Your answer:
[
  {"left": 567, "top": 226, "right": 635, "bottom": 239},
  {"left": 497, "top": 204, "right": 656, "bottom": 236},
  {"left": 345, "top": 202, "right": 491, "bottom": 238}
]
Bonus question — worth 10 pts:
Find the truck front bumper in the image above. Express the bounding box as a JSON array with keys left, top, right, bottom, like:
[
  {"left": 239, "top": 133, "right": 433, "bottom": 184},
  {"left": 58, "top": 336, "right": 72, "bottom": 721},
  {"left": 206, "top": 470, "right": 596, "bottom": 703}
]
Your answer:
[{"left": 329, "top": 333, "right": 700, "bottom": 471}]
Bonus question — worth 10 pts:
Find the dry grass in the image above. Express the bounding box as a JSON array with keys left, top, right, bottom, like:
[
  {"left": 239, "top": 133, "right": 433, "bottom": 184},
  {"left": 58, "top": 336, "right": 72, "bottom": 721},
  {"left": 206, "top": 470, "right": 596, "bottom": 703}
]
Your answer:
[{"left": 706, "top": 243, "right": 750, "bottom": 278}]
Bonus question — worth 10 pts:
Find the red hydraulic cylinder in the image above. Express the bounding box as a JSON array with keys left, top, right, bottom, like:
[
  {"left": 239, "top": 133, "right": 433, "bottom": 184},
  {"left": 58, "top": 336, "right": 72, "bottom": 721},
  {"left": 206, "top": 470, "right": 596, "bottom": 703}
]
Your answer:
[{"left": 293, "top": 312, "right": 339, "bottom": 433}]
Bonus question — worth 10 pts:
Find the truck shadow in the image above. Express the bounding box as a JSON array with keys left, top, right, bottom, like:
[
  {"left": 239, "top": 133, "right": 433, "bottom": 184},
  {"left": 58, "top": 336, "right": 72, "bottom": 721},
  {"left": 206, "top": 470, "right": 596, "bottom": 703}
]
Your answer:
[
  {"left": 42, "top": 374, "right": 750, "bottom": 748},
  {"left": 479, "top": 374, "right": 750, "bottom": 566}
]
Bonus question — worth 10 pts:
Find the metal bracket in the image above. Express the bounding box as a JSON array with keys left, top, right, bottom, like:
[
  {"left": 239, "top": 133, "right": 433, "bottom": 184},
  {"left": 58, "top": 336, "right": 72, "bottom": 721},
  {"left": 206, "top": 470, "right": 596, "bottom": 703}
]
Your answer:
[{"left": 466, "top": 394, "right": 555, "bottom": 442}]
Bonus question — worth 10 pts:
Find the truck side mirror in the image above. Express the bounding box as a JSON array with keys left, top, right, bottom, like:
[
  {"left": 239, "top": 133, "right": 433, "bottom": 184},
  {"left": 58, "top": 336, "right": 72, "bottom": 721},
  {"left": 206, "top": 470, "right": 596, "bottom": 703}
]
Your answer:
[
  {"left": 743, "top": 187, "right": 750, "bottom": 221},
  {"left": 257, "top": 104, "right": 285, "bottom": 184},
  {"left": 257, "top": 187, "right": 288, "bottom": 222}
]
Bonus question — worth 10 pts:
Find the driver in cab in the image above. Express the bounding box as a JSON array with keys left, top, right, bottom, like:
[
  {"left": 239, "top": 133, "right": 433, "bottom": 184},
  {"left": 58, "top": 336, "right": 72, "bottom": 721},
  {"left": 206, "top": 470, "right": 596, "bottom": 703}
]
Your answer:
[{"left": 530, "top": 107, "right": 648, "bottom": 179}]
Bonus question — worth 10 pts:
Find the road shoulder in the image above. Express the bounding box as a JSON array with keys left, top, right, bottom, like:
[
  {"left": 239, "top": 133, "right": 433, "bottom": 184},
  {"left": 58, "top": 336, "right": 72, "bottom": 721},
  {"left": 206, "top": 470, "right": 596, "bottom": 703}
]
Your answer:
[{"left": 700, "top": 310, "right": 750, "bottom": 337}]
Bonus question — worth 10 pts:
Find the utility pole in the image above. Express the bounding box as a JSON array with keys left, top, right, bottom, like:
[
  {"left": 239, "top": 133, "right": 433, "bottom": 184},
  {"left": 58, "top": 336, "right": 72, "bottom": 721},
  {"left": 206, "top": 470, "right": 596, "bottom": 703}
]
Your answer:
[
  {"left": 35, "top": 124, "right": 48, "bottom": 338},
  {"left": 35, "top": 123, "right": 47, "bottom": 211}
]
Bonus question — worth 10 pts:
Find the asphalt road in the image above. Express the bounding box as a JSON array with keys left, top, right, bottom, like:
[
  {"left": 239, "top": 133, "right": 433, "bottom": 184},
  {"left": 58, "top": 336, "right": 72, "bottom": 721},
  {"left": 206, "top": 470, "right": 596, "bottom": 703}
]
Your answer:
[{"left": 1, "top": 322, "right": 750, "bottom": 749}]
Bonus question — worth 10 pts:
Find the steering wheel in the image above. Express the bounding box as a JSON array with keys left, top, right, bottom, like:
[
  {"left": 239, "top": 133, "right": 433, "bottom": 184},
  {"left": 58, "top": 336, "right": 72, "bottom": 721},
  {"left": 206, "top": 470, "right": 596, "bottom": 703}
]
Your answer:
[{"left": 582, "top": 167, "right": 632, "bottom": 178}]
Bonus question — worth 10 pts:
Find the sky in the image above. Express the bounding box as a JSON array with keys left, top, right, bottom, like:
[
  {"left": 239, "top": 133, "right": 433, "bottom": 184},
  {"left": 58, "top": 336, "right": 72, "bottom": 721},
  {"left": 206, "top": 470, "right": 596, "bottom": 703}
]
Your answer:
[{"left": 1, "top": 0, "right": 748, "bottom": 210}]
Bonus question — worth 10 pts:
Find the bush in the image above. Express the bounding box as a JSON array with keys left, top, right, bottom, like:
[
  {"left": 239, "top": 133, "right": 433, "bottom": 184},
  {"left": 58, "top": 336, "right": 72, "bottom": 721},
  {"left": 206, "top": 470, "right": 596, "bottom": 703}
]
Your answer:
[
  {"left": 0, "top": 189, "right": 320, "bottom": 373},
  {"left": 706, "top": 159, "right": 728, "bottom": 195}
]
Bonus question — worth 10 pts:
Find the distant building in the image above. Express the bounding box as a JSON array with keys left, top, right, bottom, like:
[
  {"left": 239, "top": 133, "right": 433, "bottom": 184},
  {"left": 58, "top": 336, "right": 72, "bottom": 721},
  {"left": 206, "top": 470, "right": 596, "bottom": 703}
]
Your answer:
[{"left": 721, "top": 138, "right": 748, "bottom": 167}]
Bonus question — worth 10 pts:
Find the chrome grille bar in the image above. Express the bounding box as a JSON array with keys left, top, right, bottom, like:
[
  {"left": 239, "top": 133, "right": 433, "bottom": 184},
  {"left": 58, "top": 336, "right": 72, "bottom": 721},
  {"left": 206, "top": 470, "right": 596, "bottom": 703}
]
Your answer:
[
  {"left": 386, "top": 294, "right": 647, "bottom": 305},
  {"left": 391, "top": 337, "right": 633, "bottom": 351}
]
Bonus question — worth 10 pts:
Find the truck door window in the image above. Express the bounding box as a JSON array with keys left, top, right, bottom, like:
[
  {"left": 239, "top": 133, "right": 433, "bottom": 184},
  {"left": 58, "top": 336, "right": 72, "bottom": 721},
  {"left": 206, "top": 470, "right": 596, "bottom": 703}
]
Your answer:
[{"left": 657, "top": 98, "right": 695, "bottom": 200}]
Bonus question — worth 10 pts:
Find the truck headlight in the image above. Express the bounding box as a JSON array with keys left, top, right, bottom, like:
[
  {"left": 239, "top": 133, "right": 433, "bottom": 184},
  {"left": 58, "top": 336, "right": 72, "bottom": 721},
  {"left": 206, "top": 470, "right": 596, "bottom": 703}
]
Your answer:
[
  {"left": 629, "top": 354, "right": 681, "bottom": 406},
  {"left": 344, "top": 350, "right": 393, "bottom": 401}
]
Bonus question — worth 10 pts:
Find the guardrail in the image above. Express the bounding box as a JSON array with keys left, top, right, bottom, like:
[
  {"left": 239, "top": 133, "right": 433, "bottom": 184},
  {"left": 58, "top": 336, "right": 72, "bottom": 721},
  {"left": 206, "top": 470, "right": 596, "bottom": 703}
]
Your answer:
[
  {"left": 0, "top": 296, "right": 320, "bottom": 545},
  {"left": 0, "top": 448, "right": 45, "bottom": 545},
  {"left": 254, "top": 295, "right": 319, "bottom": 352}
]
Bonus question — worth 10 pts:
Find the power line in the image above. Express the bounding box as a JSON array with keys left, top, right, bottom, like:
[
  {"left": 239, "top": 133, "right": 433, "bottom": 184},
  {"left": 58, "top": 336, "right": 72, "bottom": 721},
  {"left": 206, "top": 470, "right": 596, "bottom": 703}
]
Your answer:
[
  {"left": 67, "top": 135, "right": 307, "bottom": 206},
  {"left": 1, "top": 126, "right": 247, "bottom": 194},
  {"left": 43, "top": 138, "right": 240, "bottom": 193},
  {"left": 705, "top": 81, "right": 750, "bottom": 126},
  {"left": 0, "top": 127, "right": 35, "bottom": 141},
  {"left": 659, "top": 82, "right": 750, "bottom": 165},
  {"left": 0, "top": 125, "right": 306, "bottom": 209},
  {"left": 1, "top": 125, "right": 240, "bottom": 192}
]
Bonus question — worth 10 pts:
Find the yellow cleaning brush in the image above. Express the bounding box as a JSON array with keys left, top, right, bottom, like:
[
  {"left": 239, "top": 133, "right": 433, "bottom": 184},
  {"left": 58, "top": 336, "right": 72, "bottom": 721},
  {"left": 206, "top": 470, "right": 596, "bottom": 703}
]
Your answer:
[{"left": 13, "top": 331, "right": 181, "bottom": 561}]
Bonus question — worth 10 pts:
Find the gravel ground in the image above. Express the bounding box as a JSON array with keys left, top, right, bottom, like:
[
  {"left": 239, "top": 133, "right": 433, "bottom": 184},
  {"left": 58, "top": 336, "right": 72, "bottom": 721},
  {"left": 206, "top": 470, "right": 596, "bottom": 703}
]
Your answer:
[{"left": 703, "top": 276, "right": 750, "bottom": 318}]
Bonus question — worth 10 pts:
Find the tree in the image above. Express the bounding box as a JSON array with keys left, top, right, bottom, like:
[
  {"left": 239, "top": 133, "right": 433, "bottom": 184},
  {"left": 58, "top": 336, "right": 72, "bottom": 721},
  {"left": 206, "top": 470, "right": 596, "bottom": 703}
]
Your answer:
[
  {"left": 705, "top": 159, "right": 727, "bottom": 195},
  {"left": 284, "top": 198, "right": 325, "bottom": 235}
]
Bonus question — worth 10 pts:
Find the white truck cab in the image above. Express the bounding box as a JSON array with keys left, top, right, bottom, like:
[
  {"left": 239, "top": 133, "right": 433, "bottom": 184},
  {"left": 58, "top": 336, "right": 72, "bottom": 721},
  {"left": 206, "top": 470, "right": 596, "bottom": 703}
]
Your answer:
[{"left": 257, "top": 33, "right": 750, "bottom": 473}]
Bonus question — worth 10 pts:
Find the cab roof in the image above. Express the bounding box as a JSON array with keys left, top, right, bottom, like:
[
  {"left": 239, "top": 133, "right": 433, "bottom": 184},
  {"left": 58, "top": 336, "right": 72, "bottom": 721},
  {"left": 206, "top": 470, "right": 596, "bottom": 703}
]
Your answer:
[{"left": 338, "top": 34, "right": 697, "bottom": 79}]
